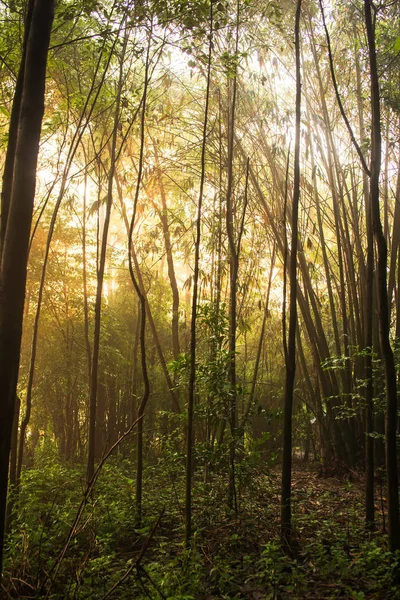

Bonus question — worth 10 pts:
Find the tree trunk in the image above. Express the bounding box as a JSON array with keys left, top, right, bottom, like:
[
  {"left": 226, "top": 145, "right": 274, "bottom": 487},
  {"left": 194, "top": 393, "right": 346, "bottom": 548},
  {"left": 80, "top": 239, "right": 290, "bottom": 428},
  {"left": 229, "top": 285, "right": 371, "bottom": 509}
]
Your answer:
[
  {"left": 87, "top": 30, "right": 128, "bottom": 483},
  {"left": 280, "top": 0, "right": 301, "bottom": 552},
  {"left": 114, "top": 171, "right": 181, "bottom": 413},
  {"left": 225, "top": 0, "right": 240, "bottom": 516},
  {"left": 0, "top": 0, "right": 54, "bottom": 574},
  {"left": 126, "top": 32, "right": 152, "bottom": 524},
  {"left": 364, "top": 0, "right": 400, "bottom": 552},
  {"left": 241, "top": 243, "right": 276, "bottom": 430},
  {"left": 152, "top": 140, "right": 181, "bottom": 360},
  {"left": 185, "top": 6, "right": 213, "bottom": 546},
  {"left": 0, "top": 0, "right": 34, "bottom": 259}
]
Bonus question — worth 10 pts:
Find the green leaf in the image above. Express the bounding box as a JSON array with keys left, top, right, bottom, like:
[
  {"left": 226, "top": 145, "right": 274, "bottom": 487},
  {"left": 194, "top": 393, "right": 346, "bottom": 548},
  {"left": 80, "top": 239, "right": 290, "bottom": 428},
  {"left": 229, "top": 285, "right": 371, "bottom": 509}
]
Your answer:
[
  {"left": 0, "top": 106, "right": 9, "bottom": 118},
  {"left": 394, "top": 36, "right": 400, "bottom": 52}
]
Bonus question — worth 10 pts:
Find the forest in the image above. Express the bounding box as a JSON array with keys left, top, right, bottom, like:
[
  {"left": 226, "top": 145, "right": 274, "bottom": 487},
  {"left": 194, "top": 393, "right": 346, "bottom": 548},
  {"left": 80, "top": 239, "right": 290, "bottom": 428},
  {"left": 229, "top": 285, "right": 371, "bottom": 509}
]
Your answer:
[{"left": 0, "top": 0, "right": 400, "bottom": 597}]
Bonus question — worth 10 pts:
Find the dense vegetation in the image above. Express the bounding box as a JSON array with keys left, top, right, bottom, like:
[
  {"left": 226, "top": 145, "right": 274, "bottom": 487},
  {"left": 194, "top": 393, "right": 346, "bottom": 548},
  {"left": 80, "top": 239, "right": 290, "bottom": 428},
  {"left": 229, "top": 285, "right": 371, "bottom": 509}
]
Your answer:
[{"left": 0, "top": 0, "right": 400, "bottom": 597}]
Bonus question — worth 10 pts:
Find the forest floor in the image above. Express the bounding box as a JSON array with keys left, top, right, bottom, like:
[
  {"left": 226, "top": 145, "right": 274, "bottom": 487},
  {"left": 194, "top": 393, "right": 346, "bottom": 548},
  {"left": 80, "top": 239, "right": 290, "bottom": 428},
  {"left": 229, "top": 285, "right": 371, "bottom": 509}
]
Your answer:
[
  {"left": 2, "top": 458, "right": 400, "bottom": 599},
  {"left": 178, "top": 463, "right": 397, "bottom": 600}
]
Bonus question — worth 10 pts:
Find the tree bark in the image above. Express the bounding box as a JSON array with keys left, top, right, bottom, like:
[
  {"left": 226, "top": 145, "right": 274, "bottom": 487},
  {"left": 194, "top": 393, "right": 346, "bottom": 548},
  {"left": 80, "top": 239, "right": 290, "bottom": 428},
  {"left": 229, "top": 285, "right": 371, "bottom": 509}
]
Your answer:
[
  {"left": 0, "top": 0, "right": 34, "bottom": 259},
  {"left": 185, "top": 5, "right": 213, "bottom": 546},
  {"left": 0, "top": 0, "right": 54, "bottom": 575},
  {"left": 364, "top": 0, "right": 400, "bottom": 552},
  {"left": 126, "top": 31, "right": 152, "bottom": 524},
  {"left": 281, "top": 0, "right": 301, "bottom": 552},
  {"left": 225, "top": 0, "right": 240, "bottom": 516}
]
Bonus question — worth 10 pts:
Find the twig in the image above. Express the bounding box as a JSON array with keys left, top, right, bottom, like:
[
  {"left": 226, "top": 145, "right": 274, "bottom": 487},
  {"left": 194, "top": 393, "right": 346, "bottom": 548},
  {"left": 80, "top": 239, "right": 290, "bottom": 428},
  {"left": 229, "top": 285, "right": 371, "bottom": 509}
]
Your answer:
[
  {"left": 137, "top": 571, "right": 154, "bottom": 600},
  {"left": 318, "top": 0, "right": 371, "bottom": 177},
  {"left": 101, "top": 506, "right": 165, "bottom": 599},
  {"left": 38, "top": 416, "right": 141, "bottom": 598},
  {"left": 139, "top": 565, "right": 167, "bottom": 600}
]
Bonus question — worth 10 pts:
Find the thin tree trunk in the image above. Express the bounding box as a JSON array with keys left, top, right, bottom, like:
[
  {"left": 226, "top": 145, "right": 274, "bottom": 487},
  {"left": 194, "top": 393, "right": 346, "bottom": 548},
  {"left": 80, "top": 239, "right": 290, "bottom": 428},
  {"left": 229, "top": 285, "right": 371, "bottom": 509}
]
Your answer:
[
  {"left": 365, "top": 113, "right": 375, "bottom": 530},
  {"left": 152, "top": 139, "right": 180, "bottom": 360},
  {"left": 281, "top": 0, "right": 301, "bottom": 552},
  {"left": 185, "top": 5, "right": 213, "bottom": 546},
  {"left": 82, "top": 147, "right": 92, "bottom": 380},
  {"left": 126, "top": 30, "right": 151, "bottom": 523},
  {"left": 364, "top": 0, "right": 400, "bottom": 552},
  {"left": 388, "top": 160, "right": 400, "bottom": 317},
  {"left": 240, "top": 243, "right": 276, "bottom": 430},
  {"left": 350, "top": 22, "right": 375, "bottom": 490},
  {"left": 115, "top": 173, "right": 181, "bottom": 413},
  {"left": 225, "top": 0, "right": 240, "bottom": 516},
  {"left": 87, "top": 28, "right": 128, "bottom": 483}
]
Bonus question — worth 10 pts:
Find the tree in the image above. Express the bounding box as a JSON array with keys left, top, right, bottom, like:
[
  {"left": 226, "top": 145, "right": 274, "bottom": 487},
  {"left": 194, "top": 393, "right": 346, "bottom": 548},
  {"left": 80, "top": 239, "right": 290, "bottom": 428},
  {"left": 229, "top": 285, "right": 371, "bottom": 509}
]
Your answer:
[
  {"left": 87, "top": 16, "right": 129, "bottom": 483},
  {"left": 185, "top": 0, "right": 213, "bottom": 546},
  {"left": 0, "top": 0, "right": 54, "bottom": 574},
  {"left": 280, "top": 0, "right": 302, "bottom": 551},
  {"left": 364, "top": 0, "right": 400, "bottom": 552},
  {"left": 127, "top": 23, "right": 152, "bottom": 523}
]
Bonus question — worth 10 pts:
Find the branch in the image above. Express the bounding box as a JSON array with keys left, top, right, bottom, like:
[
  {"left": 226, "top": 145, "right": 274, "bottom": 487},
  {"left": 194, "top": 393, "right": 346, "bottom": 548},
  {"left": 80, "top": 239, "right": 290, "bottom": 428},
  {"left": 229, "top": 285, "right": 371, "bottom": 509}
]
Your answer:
[
  {"left": 101, "top": 507, "right": 166, "bottom": 600},
  {"left": 40, "top": 416, "right": 142, "bottom": 598},
  {"left": 319, "top": 0, "right": 371, "bottom": 177}
]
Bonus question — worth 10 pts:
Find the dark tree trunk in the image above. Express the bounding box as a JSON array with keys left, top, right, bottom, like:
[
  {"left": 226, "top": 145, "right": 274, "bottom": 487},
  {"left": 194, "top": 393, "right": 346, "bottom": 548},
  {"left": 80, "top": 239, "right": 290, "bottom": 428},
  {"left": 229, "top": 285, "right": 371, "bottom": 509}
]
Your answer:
[
  {"left": 225, "top": 0, "right": 240, "bottom": 517},
  {"left": 364, "top": 0, "right": 400, "bottom": 552},
  {"left": 365, "top": 171, "right": 375, "bottom": 528},
  {"left": 280, "top": 0, "right": 301, "bottom": 552},
  {"left": 0, "top": 0, "right": 34, "bottom": 259},
  {"left": 0, "top": 0, "right": 54, "bottom": 574},
  {"left": 185, "top": 5, "right": 213, "bottom": 546},
  {"left": 127, "top": 33, "right": 151, "bottom": 524},
  {"left": 86, "top": 29, "right": 128, "bottom": 483},
  {"left": 82, "top": 154, "right": 92, "bottom": 382}
]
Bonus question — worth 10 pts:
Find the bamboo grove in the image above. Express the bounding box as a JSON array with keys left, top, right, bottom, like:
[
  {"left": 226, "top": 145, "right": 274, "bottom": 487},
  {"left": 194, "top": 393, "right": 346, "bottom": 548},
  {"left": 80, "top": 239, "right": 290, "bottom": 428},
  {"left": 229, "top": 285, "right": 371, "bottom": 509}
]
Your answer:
[{"left": 0, "top": 0, "right": 400, "bottom": 590}]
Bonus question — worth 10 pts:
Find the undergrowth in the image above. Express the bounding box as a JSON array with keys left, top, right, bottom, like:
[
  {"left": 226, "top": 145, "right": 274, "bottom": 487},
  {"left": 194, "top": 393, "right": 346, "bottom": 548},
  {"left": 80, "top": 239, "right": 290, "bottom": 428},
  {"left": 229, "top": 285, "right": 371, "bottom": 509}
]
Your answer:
[{"left": 2, "top": 455, "right": 399, "bottom": 599}]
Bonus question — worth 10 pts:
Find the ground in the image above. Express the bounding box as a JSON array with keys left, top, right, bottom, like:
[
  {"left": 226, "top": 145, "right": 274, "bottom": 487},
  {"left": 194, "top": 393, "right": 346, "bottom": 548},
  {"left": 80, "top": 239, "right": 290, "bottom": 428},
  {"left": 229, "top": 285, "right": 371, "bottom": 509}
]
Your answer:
[{"left": 2, "top": 459, "right": 399, "bottom": 599}]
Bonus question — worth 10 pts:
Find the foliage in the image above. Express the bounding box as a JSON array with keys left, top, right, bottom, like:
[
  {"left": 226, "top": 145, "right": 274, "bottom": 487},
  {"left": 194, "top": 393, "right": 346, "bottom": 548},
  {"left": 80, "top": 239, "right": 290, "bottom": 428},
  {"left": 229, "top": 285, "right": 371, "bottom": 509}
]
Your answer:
[{"left": 3, "top": 460, "right": 400, "bottom": 599}]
